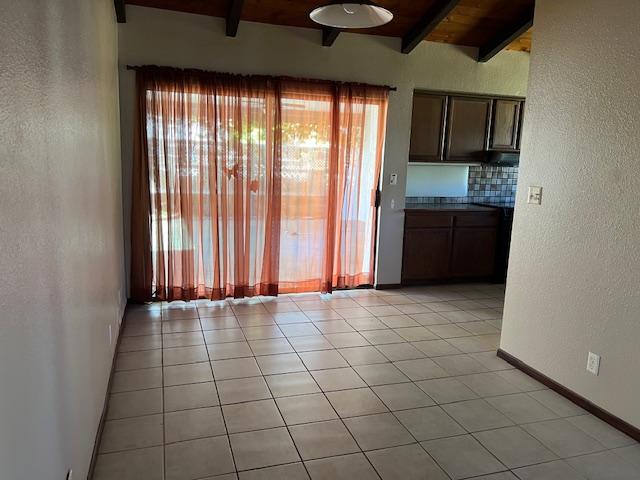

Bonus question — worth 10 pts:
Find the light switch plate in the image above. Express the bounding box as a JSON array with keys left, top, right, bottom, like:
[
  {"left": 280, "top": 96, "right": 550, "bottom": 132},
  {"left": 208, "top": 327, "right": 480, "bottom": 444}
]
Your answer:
[
  {"left": 527, "top": 186, "right": 543, "bottom": 204},
  {"left": 587, "top": 352, "right": 600, "bottom": 375}
]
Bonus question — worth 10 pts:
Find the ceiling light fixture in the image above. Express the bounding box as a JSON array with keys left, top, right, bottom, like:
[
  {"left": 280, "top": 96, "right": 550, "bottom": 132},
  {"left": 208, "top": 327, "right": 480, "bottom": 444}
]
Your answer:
[{"left": 310, "top": 1, "right": 393, "bottom": 29}]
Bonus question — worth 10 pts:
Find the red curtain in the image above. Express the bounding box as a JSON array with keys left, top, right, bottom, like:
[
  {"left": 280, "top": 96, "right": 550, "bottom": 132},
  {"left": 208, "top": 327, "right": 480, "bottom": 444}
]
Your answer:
[{"left": 130, "top": 67, "right": 389, "bottom": 302}]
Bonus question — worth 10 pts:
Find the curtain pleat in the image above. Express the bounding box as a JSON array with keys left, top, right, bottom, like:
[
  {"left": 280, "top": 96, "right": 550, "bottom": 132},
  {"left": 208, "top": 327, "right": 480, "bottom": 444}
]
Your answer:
[{"left": 130, "top": 67, "right": 388, "bottom": 302}]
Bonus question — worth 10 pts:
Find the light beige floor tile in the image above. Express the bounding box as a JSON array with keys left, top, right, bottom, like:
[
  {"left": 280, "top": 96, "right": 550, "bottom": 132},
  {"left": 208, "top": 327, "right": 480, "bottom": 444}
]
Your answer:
[
  {"left": 375, "top": 343, "right": 425, "bottom": 361},
  {"left": 422, "top": 434, "right": 506, "bottom": 480},
  {"left": 288, "top": 335, "right": 334, "bottom": 352},
  {"left": 115, "top": 350, "right": 163, "bottom": 371},
  {"left": 345, "top": 317, "right": 388, "bottom": 330},
  {"left": 218, "top": 377, "right": 272, "bottom": 404},
  {"left": 299, "top": 350, "right": 348, "bottom": 370},
  {"left": 416, "top": 377, "right": 478, "bottom": 404},
  {"left": 344, "top": 413, "right": 414, "bottom": 450},
  {"left": 494, "top": 369, "right": 546, "bottom": 392},
  {"left": 164, "top": 407, "right": 226, "bottom": 443},
  {"left": 527, "top": 389, "right": 586, "bottom": 417},
  {"left": 163, "top": 345, "right": 209, "bottom": 366},
  {"left": 412, "top": 339, "right": 461, "bottom": 357},
  {"left": 273, "top": 311, "right": 310, "bottom": 324},
  {"left": 265, "top": 371, "right": 320, "bottom": 397},
  {"left": 353, "top": 363, "right": 410, "bottom": 386},
  {"left": 240, "top": 325, "right": 283, "bottom": 340},
  {"left": 366, "top": 443, "right": 449, "bottom": 480},
  {"left": 107, "top": 388, "right": 163, "bottom": 419},
  {"left": 275, "top": 393, "right": 338, "bottom": 425},
  {"left": 239, "top": 463, "right": 309, "bottom": 480},
  {"left": 409, "top": 312, "right": 451, "bottom": 325},
  {"left": 305, "top": 452, "right": 379, "bottom": 480},
  {"left": 200, "top": 316, "right": 240, "bottom": 330},
  {"left": 93, "top": 446, "right": 163, "bottom": 480},
  {"left": 163, "top": 362, "right": 213, "bottom": 386},
  {"left": 442, "top": 399, "right": 514, "bottom": 432},
  {"left": 111, "top": 367, "right": 162, "bottom": 393},
  {"left": 566, "top": 450, "right": 639, "bottom": 480},
  {"left": 326, "top": 388, "right": 388, "bottom": 417},
  {"left": 324, "top": 332, "right": 369, "bottom": 348},
  {"left": 522, "top": 418, "right": 607, "bottom": 458},
  {"left": 338, "top": 346, "right": 388, "bottom": 366},
  {"left": 230, "top": 427, "right": 300, "bottom": 471},
  {"left": 392, "top": 358, "right": 448, "bottom": 381},
  {"left": 486, "top": 393, "right": 558, "bottom": 423},
  {"left": 236, "top": 314, "right": 276, "bottom": 328},
  {"left": 162, "top": 319, "right": 202, "bottom": 334},
  {"left": 360, "top": 329, "right": 405, "bottom": 345},
  {"left": 474, "top": 426, "right": 557, "bottom": 468},
  {"left": 204, "top": 328, "right": 246, "bottom": 344},
  {"left": 457, "top": 372, "right": 522, "bottom": 397},
  {"left": 304, "top": 309, "right": 343, "bottom": 321},
  {"left": 365, "top": 305, "right": 403, "bottom": 317},
  {"left": 567, "top": 414, "right": 637, "bottom": 448},
  {"left": 393, "top": 326, "right": 438, "bottom": 341},
  {"left": 427, "top": 323, "right": 474, "bottom": 339},
  {"left": 162, "top": 331, "right": 204, "bottom": 348},
  {"left": 432, "top": 354, "right": 489, "bottom": 375},
  {"left": 255, "top": 353, "right": 305, "bottom": 375},
  {"left": 289, "top": 420, "right": 360, "bottom": 460},
  {"left": 380, "top": 315, "right": 421, "bottom": 328},
  {"left": 123, "top": 321, "right": 162, "bottom": 337},
  {"left": 372, "top": 383, "right": 434, "bottom": 411},
  {"left": 99, "top": 414, "right": 163, "bottom": 453},
  {"left": 279, "top": 323, "right": 322, "bottom": 337},
  {"left": 164, "top": 382, "right": 219, "bottom": 412},
  {"left": 249, "top": 338, "right": 294, "bottom": 355},
  {"left": 212, "top": 357, "right": 261, "bottom": 380},
  {"left": 312, "top": 320, "right": 354, "bottom": 334},
  {"left": 165, "top": 436, "right": 235, "bottom": 480},
  {"left": 311, "top": 367, "right": 367, "bottom": 391},
  {"left": 513, "top": 459, "right": 587, "bottom": 480},
  {"left": 119, "top": 335, "right": 162, "bottom": 352},
  {"left": 469, "top": 351, "right": 513, "bottom": 371},
  {"left": 396, "top": 405, "right": 465, "bottom": 441},
  {"left": 222, "top": 399, "right": 284, "bottom": 433},
  {"left": 208, "top": 341, "right": 254, "bottom": 360}
]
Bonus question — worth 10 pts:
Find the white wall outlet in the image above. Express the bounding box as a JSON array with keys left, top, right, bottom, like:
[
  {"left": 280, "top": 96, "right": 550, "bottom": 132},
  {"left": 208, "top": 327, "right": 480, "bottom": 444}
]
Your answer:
[
  {"left": 390, "top": 198, "right": 395, "bottom": 210},
  {"left": 389, "top": 173, "right": 398, "bottom": 185},
  {"left": 66, "top": 469, "right": 73, "bottom": 480},
  {"left": 527, "top": 186, "right": 543, "bottom": 204},
  {"left": 108, "top": 324, "right": 113, "bottom": 346},
  {"left": 587, "top": 352, "right": 600, "bottom": 375}
]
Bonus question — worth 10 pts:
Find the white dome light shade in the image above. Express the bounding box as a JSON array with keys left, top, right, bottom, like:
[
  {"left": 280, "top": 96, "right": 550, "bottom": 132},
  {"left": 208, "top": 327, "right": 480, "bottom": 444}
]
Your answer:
[{"left": 310, "top": 2, "right": 393, "bottom": 29}]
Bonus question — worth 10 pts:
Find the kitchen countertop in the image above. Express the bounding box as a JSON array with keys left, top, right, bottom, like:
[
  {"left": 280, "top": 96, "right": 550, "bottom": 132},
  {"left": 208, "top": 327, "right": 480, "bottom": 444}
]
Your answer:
[{"left": 405, "top": 203, "right": 497, "bottom": 212}]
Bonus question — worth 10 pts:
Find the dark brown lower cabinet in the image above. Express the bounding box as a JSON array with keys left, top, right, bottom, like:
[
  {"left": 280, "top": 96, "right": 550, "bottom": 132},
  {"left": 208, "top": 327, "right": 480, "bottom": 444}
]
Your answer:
[
  {"left": 402, "top": 209, "right": 499, "bottom": 284},
  {"left": 451, "top": 227, "right": 497, "bottom": 277},
  {"left": 402, "top": 228, "right": 452, "bottom": 281}
]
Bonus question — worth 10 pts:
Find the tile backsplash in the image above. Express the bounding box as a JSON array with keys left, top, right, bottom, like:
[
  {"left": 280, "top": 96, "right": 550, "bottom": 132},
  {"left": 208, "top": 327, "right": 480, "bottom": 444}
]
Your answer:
[{"left": 406, "top": 165, "right": 518, "bottom": 205}]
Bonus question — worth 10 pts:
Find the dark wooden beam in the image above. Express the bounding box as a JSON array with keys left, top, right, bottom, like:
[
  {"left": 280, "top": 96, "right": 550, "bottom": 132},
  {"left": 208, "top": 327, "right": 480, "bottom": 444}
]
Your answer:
[
  {"left": 322, "top": 27, "right": 340, "bottom": 47},
  {"left": 114, "top": 0, "right": 126, "bottom": 23},
  {"left": 226, "top": 0, "right": 244, "bottom": 37},
  {"left": 478, "top": 8, "right": 534, "bottom": 63},
  {"left": 401, "top": 0, "right": 461, "bottom": 54}
]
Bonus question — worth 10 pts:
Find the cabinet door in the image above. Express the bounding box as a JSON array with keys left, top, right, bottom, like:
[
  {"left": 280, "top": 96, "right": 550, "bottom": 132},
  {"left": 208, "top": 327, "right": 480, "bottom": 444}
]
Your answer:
[
  {"left": 409, "top": 94, "right": 447, "bottom": 162},
  {"left": 444, "top": 96, "right": 491, "bottom": 162},
  {"left": 402, "top": 228, "right": 451, "bottom": 281},
  {"left": 450, "top": 227, "right": 497, "bottom": 278},
  {"left": 490, "top": 99, "right": 522, "bottom": 150}
]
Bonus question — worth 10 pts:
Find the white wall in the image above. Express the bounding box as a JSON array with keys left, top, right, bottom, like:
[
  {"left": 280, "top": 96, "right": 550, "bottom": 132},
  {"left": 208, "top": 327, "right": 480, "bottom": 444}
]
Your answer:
[
  {"left": 118, "top": 6, "right": 530, "bottom": 287},
  {"left": 502, "top": 0, "right": 640, "bottom": 427},
  {"left": 0, "top": 0, "right": 125, "bottom": 478}
]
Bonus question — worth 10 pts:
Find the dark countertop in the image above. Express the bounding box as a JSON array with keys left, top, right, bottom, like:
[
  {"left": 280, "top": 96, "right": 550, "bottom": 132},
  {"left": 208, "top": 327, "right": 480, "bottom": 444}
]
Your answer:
[
  {"left": 405, "top": 203, "right": 497, "bottom": 212},
  {"left": 473, "top": 201, "right": 515, "bottom": 209}
]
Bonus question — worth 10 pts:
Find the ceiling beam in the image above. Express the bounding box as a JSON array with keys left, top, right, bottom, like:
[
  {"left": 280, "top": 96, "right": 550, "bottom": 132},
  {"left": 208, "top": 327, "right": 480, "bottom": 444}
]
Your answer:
[
  {"left": 401, "top": 0, "right": 461, "bottom": 54},
  {"left": 322, "top": 27, "right": 340, "bottom": 47},
  {"left": 226, "top": 0, "right": 244, "bottom": 37},
  {"left": 114, "top": 0, "right": 126, "bottom": 23},
  {"left": 478, "top": 8, "right": 534, "bottom": 63}
]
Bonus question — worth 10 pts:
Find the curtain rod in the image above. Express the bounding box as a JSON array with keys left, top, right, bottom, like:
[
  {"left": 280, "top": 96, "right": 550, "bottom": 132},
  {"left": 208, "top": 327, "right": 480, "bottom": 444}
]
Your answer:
[{"left": 125, "top": 65, "right": 397, "bottom": 91}]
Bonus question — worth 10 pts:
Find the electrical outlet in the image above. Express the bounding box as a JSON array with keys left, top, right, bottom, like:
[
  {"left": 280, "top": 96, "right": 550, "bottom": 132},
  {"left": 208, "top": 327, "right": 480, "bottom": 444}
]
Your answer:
[
  {"left": 66, "top": 469, "right": 73, "bottom": 480},
  {"left": 527, "top": 186, "right": 543, "bottom": 204},
  {"left": 390, "top": 198, "right": 395, "bottom": 210},
  {"left": 587, "top": 352, "right": 600, "bottom": 375},
  {"left": 389, "top": 173, "right": 398, "bottom": 185}
]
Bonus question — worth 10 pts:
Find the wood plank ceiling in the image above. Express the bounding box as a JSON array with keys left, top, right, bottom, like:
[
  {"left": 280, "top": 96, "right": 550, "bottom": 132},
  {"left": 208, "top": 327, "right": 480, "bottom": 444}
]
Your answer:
[{"left": 120, "top": 0, "right": 534, "bottom": 61}]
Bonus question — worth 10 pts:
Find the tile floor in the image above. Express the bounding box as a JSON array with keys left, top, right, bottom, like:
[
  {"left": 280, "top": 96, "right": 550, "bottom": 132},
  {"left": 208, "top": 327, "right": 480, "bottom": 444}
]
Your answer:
[{"left": 93, "top": 284, "right": 640, "bottom": 480}]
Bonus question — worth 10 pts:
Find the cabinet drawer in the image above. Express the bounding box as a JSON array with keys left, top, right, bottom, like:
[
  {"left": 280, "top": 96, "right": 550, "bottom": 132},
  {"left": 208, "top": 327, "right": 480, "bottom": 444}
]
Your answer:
[
  {"left": 405, "top": 213, "right": 454, "bottom": 229},
  {"left": 455, "top": 213, "right": 499, "bottom": 227}
]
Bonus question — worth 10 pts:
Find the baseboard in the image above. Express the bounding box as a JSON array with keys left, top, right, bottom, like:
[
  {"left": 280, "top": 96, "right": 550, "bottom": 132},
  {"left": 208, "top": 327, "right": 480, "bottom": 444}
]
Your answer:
[
  {"left": 87, "top": 308, "right": 127, "bottom": 479},
  {"left": 497, "top": 348, "right": 640, "bottom": 442},
  {"left": 374, "top": 283, "right": 402, "bottom": 290}
]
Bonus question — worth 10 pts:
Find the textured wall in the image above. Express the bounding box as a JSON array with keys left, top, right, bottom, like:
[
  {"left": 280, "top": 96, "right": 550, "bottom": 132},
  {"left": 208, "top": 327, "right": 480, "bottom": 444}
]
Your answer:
[
  {"left": 502, "top": 0, "right": 640, "bottom": 427},
  {"left": 118, "top": 5, "right": 530, "bottom": 287},
  {"left": 0, "top": 0, "right": 125, "bottom": 478}
]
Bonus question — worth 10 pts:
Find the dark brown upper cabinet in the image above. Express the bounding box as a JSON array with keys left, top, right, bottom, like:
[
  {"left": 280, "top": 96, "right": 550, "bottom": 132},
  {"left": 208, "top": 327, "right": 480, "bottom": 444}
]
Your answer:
[
  {"left": 490, "top": 99, "right": 523, "bottom": 151},
  {"left": 444, "top": 96, "right": 492, "bottom": 162},
  {"left": 409, "top": 93, "right": 447, "bottom": 162}
]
